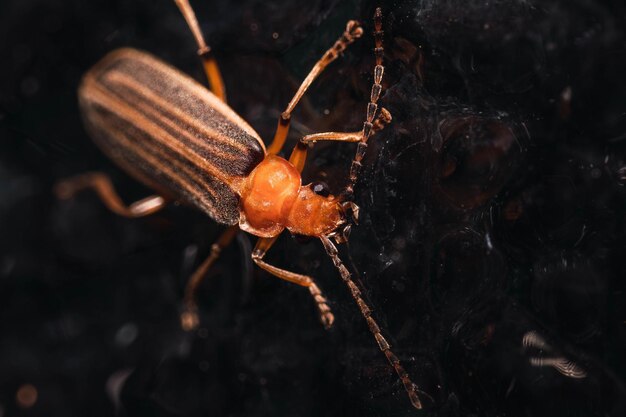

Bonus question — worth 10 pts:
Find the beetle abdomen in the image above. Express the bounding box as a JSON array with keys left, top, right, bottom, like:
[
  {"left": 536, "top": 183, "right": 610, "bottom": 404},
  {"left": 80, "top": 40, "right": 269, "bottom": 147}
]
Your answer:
[{"left": 78, "top": 48, "right": 266, "bottom": 225}]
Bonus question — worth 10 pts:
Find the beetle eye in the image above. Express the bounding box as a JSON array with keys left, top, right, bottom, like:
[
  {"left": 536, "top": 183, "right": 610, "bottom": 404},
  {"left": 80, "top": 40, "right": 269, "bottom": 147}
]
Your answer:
[{"left": 311, "top": 181, "right": 331, "bottom": 197}]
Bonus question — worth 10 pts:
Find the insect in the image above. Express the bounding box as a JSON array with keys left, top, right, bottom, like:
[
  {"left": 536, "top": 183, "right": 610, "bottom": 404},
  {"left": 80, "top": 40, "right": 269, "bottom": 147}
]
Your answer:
[{"left": 55, "top": 0, "right": 424, "bottom": 409}]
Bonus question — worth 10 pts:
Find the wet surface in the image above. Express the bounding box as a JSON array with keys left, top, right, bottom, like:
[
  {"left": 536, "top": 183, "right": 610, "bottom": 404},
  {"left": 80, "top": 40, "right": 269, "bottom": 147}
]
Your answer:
[{"left": 1, "top": 0, "right": 626, "bottom": 416}]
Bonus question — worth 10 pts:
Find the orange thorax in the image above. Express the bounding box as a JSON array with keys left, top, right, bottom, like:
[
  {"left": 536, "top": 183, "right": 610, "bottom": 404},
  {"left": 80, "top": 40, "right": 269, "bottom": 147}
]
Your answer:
[{"left": 239, "top": 155, "right": 343, "bottom": 238}]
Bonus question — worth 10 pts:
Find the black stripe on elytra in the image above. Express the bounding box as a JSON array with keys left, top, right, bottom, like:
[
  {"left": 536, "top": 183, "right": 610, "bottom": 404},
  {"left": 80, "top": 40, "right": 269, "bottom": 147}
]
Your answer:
[
  {"left": 97, "top": 56, "right": 265, "bottom": 176},
  {"left": 101, "top": 80, "right": 252, "bottom": 179},
  {"left": 86, "top": 101, "right": 241, "bottom": 224}
]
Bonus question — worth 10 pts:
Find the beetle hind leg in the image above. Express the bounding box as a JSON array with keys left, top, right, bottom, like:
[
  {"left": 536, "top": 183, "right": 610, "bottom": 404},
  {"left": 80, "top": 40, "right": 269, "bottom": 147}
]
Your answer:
[
  {"left": 54, "top": 172, "right": 166, "bottom": 218},
  {"left": 180, "top": 225, "right": 239, "bottom": 331}
]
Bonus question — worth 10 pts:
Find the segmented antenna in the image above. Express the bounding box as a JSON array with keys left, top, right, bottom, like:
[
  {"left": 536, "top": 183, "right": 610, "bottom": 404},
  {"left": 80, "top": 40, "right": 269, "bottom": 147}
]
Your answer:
[
  {"left": 320, "top": 235, "right": 423, "bottom": 409},
  {"left": 343, "top": 7, "right": 385, "bottom": 200}
]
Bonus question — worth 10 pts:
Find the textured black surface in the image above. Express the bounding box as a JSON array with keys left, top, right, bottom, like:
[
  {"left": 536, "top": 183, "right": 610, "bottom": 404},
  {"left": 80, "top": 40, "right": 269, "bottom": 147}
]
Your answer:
[{"left": 1, "top": 0, "right": 626, "bottom": 416}]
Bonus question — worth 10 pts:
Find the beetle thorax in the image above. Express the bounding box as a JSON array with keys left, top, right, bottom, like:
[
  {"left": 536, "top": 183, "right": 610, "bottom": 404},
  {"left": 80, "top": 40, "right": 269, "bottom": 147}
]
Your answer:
[{"left": 239, "top": 155, "right": 343, "bottom": 238}]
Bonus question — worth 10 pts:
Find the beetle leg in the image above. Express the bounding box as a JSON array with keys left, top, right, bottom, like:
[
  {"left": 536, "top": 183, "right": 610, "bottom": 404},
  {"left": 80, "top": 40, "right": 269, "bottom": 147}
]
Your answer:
[
  {"left": 288, "top": 108, "right": 391, "bottom": 173},
  {"left": 302, "top": 131, "right": 363, "bottom": 144},
  {"left": 174, "top": 0, "right": 226, "bottom": 101},
  {"left": 252, "top": 237, "right": 334, "bottom": 329},
  {"left": 180, "top": 225, "right": 239, "bottom": 331},
  {"left": 54, "top": 172, "right": 166, "bottom": 218},
  {"left": 301, "top": 107, "right": 392, "bottom": 144},
  {"left": 267, "top": 20, "right": 364, "bottom": 155}
]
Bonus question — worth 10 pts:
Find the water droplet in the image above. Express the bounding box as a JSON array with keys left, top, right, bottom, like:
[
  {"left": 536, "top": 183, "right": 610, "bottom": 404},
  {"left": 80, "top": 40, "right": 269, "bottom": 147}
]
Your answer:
[
  {"left": 114, "top": 322, "right": 138, "bottom": 347},
  {"left": 16, "top": 384, "right": 37, "bottom": 409}
]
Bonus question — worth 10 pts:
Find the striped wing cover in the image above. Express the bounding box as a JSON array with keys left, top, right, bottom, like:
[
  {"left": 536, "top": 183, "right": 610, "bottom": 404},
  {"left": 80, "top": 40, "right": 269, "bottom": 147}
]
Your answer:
[{"left": 78, "top": 48, "right": 266, "bottom": 225}]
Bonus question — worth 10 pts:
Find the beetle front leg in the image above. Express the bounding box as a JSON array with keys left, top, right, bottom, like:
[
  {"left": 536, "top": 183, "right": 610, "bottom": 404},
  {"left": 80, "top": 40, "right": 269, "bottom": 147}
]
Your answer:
[
  {"left": 267, "top": 20, "right": 364, "bottom": 155},
  {"left": 252, "top": 237, "right": 334, "bottom": 329}
]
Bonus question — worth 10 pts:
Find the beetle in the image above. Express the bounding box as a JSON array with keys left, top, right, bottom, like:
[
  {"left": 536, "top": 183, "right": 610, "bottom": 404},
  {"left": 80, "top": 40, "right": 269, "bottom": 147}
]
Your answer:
[{"left": 55, "top": 0, "right": 424, "bottom": 409}]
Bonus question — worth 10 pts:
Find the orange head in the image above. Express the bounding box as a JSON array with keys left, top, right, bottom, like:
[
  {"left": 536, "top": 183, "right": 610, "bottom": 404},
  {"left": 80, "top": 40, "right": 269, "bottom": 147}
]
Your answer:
[{"left": 238, "top": 155, "right": 345, "bottom": 238}]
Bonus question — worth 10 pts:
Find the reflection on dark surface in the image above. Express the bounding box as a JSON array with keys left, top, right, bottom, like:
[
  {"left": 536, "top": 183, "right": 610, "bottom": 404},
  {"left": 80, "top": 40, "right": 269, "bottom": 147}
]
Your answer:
[
  {"left": 1, "top": 0, "right": 625, "bottom": 416},
  {"left": 436, "top": 116, "right": 522, "bottom": 209}
]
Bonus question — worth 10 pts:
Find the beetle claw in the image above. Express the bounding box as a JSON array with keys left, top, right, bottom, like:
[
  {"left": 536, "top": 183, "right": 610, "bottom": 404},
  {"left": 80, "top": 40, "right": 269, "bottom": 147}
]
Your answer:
[
  {"left": 340, "top": 201, "right": 360, "bottom": 225},
  {"left": 332, "top": 224, "right": 352, "bottom": 244}
]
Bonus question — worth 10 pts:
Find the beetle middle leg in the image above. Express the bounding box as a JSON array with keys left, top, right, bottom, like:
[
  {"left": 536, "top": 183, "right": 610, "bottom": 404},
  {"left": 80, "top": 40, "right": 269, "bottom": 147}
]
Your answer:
[
  {"left": 252, "top": 237, "right": 335, "bottom": 329},
  {"left": 54, "top": 172, "right": 166, "bottom": 218},
  {"left": 287, "top": 107, "right": 392, "bottom": 173},
  {"left": 300, "top": 108, "right": 392, "bottom": 144}
]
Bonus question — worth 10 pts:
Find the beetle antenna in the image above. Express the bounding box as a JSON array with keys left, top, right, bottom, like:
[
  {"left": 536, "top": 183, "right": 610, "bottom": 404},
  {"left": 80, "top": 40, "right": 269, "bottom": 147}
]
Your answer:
[
  {"left": 343, "top": 7, "right": 385, "bottom": 201},
  {"left": 320, "top": 235, "right": 423, "bottom": 409}
]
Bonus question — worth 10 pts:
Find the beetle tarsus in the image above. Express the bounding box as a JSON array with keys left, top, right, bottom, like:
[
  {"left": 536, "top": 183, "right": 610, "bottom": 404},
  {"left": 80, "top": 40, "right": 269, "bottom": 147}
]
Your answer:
[{"left": 180, "top": 307, "right": 200, "bottom": 331}]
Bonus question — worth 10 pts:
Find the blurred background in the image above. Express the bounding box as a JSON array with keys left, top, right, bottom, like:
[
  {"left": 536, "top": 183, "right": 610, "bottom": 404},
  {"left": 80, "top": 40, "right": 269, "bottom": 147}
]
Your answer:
[{"left": 1, "top": 0, "right": 625, "bottom": 416}]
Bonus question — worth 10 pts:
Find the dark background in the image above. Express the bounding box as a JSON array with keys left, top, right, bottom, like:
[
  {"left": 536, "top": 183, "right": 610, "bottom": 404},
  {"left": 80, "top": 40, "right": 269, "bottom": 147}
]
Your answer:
[{"left": 1, "top": 0, "right": 626, "bottom": 416}]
